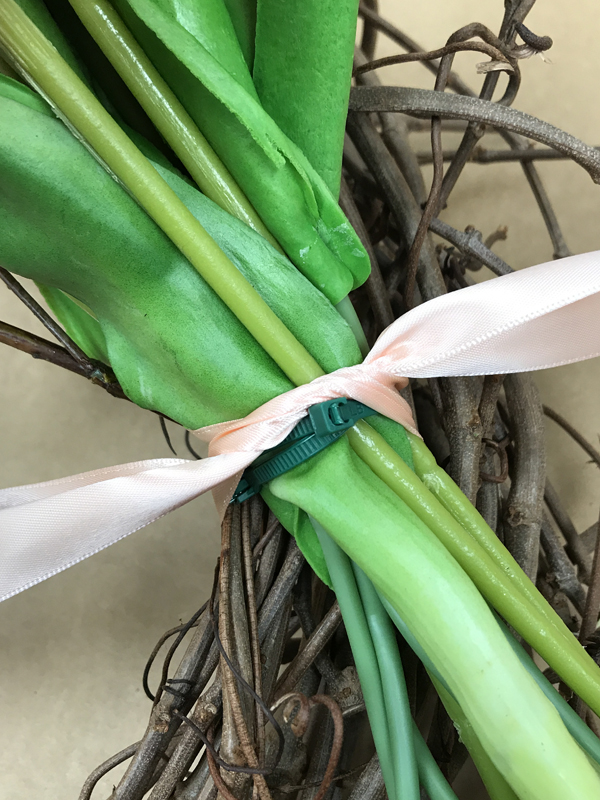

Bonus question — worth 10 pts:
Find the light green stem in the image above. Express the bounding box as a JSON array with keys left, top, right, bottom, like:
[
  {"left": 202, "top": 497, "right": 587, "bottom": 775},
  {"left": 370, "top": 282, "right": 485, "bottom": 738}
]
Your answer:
[
  {"left": 346, "top": 420, "right": 600, "bottom": 715},
  {"left": 408, "top": 431, "right": 553, "bottom": 623},
  {"left": 312, "top": 520, "right": 397, "bottom": 799},
  {"left": 353, "top": 564, "right": 420, "bottom": 800},
  {"left": 387, "top": 595, "right": 600, "bottom": 769},
  {"left": 432, "top": 676, "right": 520, "bottom": 800},
  {"left": 335, "top": 295, "right": 369, "bottom": 357},
  {"left": 315, "top": 521, "right": 457, "bottom": 800},
  {"left": 412, "top": 724, "right": 460, "bottom": 800},
  {"left": 67, "top": 0, "right": 280, "bottom": 249}
]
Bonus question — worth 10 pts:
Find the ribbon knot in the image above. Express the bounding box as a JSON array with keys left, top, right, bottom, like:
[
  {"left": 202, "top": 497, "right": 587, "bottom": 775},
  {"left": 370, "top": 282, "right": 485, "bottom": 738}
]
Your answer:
[{"left": 1, "top": 253, "right": 600, "bottom": 602}]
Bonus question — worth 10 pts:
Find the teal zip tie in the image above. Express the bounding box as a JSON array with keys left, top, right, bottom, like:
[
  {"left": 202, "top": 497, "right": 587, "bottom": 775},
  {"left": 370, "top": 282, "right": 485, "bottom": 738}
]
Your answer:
[{"left": 231, "top": 397, "right": 376, "bottom": 503}]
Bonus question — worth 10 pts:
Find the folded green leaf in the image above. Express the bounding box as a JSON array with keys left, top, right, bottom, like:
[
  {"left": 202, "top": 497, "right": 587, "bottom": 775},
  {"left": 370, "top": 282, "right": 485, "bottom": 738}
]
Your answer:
[
  {"left": 253, "top": 0, "right": 359, "bottom": 196},
  {"left": 222, "top": 0, "right": 256, "bottom": 69},
  {"left": 0, "top": 80, "right": 361, "bottom": 430},
  {"left": 38, "top": 284, "right": 110, "bottom": 363},
  {"left": 111, "top": 0, "right": 370, "bottom": 304}
]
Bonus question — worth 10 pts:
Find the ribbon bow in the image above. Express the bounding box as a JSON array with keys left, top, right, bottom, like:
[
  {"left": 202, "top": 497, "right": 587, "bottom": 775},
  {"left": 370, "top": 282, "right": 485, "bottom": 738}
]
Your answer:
[{"left": 1, "top": 253, "right": 600, "bottom": 603}]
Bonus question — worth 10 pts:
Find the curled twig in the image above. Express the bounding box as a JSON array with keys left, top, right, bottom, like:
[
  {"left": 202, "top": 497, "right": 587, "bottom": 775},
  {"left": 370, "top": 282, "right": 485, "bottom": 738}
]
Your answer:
[
  {"left": 272, "top": 693, "right": 344, "bottom": 800},
  {"left": 349, "top": 86, "right": 600, "bottom": 183},
  {"left": 353, "top": 40, "right": 515, "bottom": 79}
]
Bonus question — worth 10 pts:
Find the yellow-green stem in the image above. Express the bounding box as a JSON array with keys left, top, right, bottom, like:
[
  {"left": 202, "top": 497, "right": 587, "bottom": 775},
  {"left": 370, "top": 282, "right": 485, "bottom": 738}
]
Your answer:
[
  {"left": 431, "top": 676, "right": 520, "bottom": 800},
  {"left": 67, "top": 0, "right": 281, "bottom": 249}
]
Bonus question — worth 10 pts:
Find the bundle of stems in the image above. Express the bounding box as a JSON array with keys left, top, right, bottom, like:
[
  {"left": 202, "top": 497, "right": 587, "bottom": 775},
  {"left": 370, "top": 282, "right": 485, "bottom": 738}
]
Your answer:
[{"left": 1, "top": 1, "right": 600, "bottom": 799}]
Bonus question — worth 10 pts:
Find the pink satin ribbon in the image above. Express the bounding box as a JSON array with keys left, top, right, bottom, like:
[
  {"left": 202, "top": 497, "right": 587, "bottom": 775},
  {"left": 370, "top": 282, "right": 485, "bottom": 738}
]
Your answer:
[{"left": 1, "top": 253, "right": 600, "bottom": 602}]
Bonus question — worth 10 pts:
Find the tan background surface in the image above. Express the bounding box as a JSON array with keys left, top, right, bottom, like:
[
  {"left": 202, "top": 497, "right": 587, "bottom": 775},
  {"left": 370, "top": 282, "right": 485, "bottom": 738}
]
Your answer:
[{"left": 1, "top": 1, "right": 599, "bottom": 797}]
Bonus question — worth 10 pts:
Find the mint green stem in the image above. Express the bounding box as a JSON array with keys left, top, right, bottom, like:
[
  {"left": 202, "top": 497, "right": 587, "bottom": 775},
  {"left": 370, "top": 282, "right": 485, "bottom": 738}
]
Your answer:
[
  {"left": 496, "top": 611, "right": 600, "bottom": 767},
  {"left": 432, "top": 676, "right": 519, "bottom": 800},
  {"left": 353, "top": 564, "right": 420, "bottom": 800},
  {"left": 408, "top": 432, "right": 557, "bottom": 628},
  {"left": 335, "top": 295, "right": 369, "bottom": 357},
  {"left": 412, "top": 725, "right": 460, "bottom": 800},
  {"left": 311, "top": 519, "right": 397, "bottom": 799},
  {"left": 386, "top": 594, "right": 600, "bottom": 769},
  {"left": 67, "top": 0, "right": 280, "bottom": 249}
]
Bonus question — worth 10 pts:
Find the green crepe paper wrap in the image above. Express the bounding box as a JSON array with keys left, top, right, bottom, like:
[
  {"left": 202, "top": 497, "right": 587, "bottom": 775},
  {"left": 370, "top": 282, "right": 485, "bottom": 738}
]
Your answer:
[
  {"left": 253, "top": 0, "right": 359, "bottom": 197},
  {"left": 0, "top": 76, "right": 412, "bottom": 583},
  {"left": 109, "top": 0, "right": 370, "bottom": 305}
]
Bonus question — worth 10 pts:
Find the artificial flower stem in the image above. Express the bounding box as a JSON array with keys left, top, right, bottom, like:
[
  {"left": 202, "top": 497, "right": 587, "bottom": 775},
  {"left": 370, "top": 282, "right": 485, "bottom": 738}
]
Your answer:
[
  {"left": 431, "top": 676, "right": 520, "bottom": 800},
  {"left": 385, "top": 592, "right": 600, "bottom": 769},
  {"left": 408, "top": 432, "right": 548, "bottom": 604},
  {"left": 353, "top": 564, "right": 420, "bottom": 800},
  {"left": 67, "top": 0, "right": 281, "bottom": 250},
  {"left": 312, "top": 520, "right": 398, "bottom": 799},
  {"left": 347, "top": 420, "right": 600, "bottom": 715},
  {"left": 0, "top": 0, "right": 322, "bottom": 388},
  {"left": 412, "top": 724, "right": 460, "bottom": 800}
]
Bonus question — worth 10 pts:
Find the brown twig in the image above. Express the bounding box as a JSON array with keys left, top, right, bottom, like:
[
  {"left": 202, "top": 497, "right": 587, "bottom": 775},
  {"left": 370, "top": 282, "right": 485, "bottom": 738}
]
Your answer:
[
  {"left": 359, "top": 0, "right": 379, "bottom": 61},
  {"left": 0, "top": 266, "right": 93, "bottom": 365},
  {"left": 275, "top": 602, "right": 342, "bottom": 699},
  {"left": 543, "top": 405, "right": 600, "bottom": 469},
  {"left": 348, "top": 87, "right": 600, "bottom": 183},
  {"left": 219, "top": 507, "right": 271, "bottom": 800},
  {"left": 545, "top": 480, "right": 592, "bottom": 583},
  {"left": 580, "top": 511, "right": 600, "bottom": 645},
  {"left": 0, "top": 318, "right": 126, "bottom": 398},
  {"left": 503, "top": 374, "right": 546, "bottom": 580},
  {"left": 339, "top": 176, "right": 394, "bottom": 336},
  {"left": 241, "top": 501, "right": 266, "bottom": 767},
  {"left": 357, "top": 3, "right": 473, "bottom": 95},
  {"left": 357, "top": 3, "right": 570, "bottom": 257},
  {"left": 436, "top": 0, "right": 535, "bottom": 205},
  {"left": 353, "top": 40, "right": 515, "bottom": 79},
  {"left": 272, "top": 693, "right": 344, "bottom": 800},
  {"left": 417, "top": 145, "right": 600, "bottom": 164},
  {"left": 78, "top": 742, "right": 140, "bottom": 800}
]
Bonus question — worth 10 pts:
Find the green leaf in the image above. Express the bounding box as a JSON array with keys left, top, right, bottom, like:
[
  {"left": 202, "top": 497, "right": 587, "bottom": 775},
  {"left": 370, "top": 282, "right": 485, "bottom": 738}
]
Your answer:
[
  {"left": 253, "top": 0, "right": 359, "bottom": 196},
  {"left": 37, "top": 284, "right": 110, "bottom": 364},
  {"left": 111, "top": 0, "right": 370, "bottom": 304},
  {"left": 0, "top": 85, "right": 361, "bottom": 429}
]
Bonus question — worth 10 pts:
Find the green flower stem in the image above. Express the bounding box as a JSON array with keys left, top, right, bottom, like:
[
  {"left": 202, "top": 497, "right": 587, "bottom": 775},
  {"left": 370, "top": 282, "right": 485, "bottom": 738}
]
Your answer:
[
  {"left": 379, "top": 594, "right": 452, "bottom": 695},
  {"left": 496, "top": 611, "right": 600, "bottom": 766},
  {"left": 312, "top": 520, "right": 397, "bottom": 799},
  {"left": 346, "top": 420, "right": 600, "bottom": 715},
  {"left": 411, "top": 725, "right": 460, "bottom": 800},
  {"left": 431, "top": 676, "right": 519, "bottom": 800},
  {"left": 315, "top": 520, "right": 457, "bottom": 800},
  {"left": 67, "top": 0, "right": 280, "bottom": 250},
  {"left": 335, "top": 295, "right": 369, "bottom": 357},
  {"left": 353, "top": 564, "right": 420, "bottom": 800},
  {"left": 387, "top": 593, "right": 600, "bottom": 770},
  {"left": 0, "top": 0, "right": 321, "bottom": 388},
  {"left": 408, "top": 432, "right": 554, "bottom": 624}
]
